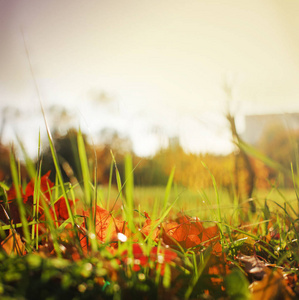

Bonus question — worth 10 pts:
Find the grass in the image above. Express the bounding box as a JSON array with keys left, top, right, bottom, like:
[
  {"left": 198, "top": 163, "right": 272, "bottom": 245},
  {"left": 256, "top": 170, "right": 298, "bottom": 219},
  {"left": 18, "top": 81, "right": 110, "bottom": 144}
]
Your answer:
[
  {"left": 1, "top": 132, "right": 299, "bottom": 299},
  {"left": 97, "top": 184, "right": 298, "bottom": 221},
  {"left": 9, "top": 33, "right": 298, "bottom": 298}
]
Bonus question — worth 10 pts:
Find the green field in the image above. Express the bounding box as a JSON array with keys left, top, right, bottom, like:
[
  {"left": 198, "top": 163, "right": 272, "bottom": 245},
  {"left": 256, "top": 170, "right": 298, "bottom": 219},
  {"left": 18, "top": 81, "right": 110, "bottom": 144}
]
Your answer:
[
  {"left": 1, "top": 130, "right": 299, "bottom": 299},
  {"left": 97, "top": 185, "right": 299, "bottom": 222}
]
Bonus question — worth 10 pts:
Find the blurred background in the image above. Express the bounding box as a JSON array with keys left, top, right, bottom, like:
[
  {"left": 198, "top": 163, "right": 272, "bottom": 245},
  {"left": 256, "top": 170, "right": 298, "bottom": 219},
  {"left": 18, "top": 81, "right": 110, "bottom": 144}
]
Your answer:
[{"left": 1, "top": 0, "right": 299, "bottom": 200}]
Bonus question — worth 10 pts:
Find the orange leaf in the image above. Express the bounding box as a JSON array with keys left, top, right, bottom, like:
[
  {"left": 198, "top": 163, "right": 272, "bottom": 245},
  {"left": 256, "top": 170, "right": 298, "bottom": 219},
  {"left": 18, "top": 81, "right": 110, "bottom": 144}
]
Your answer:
[
  {"left": 51, "top": 197, "right": 77, "bottom": 222},
  {"left": 6, "top": 183, "right": 24, "bottom": 201},
  {"left": 140, "top": 213, "right": 160, "bottom": 241},
  {"left": 80, "top": 206, "right": 126, "bottom": 250},
  {"left": 25, "top": 171, "right": 54, "bottom": 203},
  {"left": 0, "top": 230, "right": 26, "bottom": 256},
  {"left": 250, "top": 268, "right": 295, "bottom": 300},
  {"left": 149, "top": 246, "right": 178, "bottom": 276},
  {"left": 162, "top": 213, "right": 222, "bottom": 253}
]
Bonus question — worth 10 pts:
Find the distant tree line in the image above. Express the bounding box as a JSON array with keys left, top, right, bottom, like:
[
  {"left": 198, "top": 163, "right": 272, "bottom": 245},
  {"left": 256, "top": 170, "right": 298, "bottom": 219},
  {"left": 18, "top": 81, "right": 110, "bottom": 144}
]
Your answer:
[{"left": 0, "top": 124, "right": 298, "bottom": 197}]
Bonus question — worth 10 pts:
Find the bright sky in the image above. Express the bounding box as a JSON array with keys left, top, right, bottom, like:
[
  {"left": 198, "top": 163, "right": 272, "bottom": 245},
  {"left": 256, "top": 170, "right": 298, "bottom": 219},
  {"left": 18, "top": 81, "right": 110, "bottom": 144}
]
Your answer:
[{"left": 1, "top": 0, "right": 299, "bottom": 157}]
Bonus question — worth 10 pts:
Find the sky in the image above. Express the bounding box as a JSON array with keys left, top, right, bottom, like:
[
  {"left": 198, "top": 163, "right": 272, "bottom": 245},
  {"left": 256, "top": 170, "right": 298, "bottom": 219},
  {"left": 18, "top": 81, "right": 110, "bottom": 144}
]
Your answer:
[{"left": 1, "top": 0, "right": 299, "bottom": 158}]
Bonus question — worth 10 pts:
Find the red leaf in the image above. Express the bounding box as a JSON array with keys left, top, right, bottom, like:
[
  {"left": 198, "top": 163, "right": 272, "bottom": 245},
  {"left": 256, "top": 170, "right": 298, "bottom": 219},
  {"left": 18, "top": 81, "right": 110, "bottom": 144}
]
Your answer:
[
  {"left": 140, "top": 212, "right": 160, "bottom": 241},
  {"left": 150, "top": 246, "right": 177, "bottom": 263},
  {"left": 150, "top": 246, "right": 177, "bottom": 275},
  {"left": 122, "top": 243, "right": 148, "bottom": 271},
  {"left": 51, "top": 197, "right": 76, "bottom": 221},
  {"left": 25, "top": 171, "right": 54, "bottom": 203},
  {"left": 6, "top": 183, "right": 24, "bottom": 201},
  {"left": 80, "top": 206, "right": 126, "bottom": 251},
  {"left": 162, "top": 213, "right": 222, "bottom": 253}
]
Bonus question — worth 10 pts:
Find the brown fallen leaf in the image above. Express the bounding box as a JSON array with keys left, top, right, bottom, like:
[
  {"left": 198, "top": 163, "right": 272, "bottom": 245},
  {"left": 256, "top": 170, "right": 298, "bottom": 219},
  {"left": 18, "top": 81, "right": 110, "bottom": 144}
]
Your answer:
[
  {"left": 237, "top": 254, "right": 267, "bottom": 280},
  {"left": 0, "top": 229, "right": 26, "bottom": 256},
  {"left": 250, "top": 268, "right": 295, "bottom": 300}
]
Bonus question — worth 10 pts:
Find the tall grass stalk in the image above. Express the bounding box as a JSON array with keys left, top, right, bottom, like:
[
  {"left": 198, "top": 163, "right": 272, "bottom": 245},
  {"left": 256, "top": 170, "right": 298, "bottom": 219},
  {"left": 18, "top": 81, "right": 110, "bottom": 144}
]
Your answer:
[
  {"left": 77, "top": 129, "right": 92, "bottom": 207},
  {"left": 144, "top": 194, "right": 179, "bottom": 243},
  {"left": 291, "top": 163, "right": 299, "bottom": 216},
  {"left": 9, "top": 153, "right": 30, "bottom": 248},
  {"left": 22, "top": 28, "right": 80, "bottom": 254},
  {"left": 77, "top": 129, "right": 98, "bottom": 253},
  {"left": 110, "top": 151, "right": 124, "bottom": 208},
  {"left": 45, "top": 128, "right": 75, "bottom": 227},
  {"left": 239, "top": 140, "right": 292, "bottom": 178},
  {"left": 39, "top": 184, "right": 62, "bottom": 258},
  {"left": 0, "top": 182, "right": 9, "bottom": 240},
  {"left": 124, "top": 154, "right": 135, "bottom": 233},
  {"left": 31, "top": 133, "right": 42, "bottom": 249},
  {"left": 106, "top": 161, "right": 114, "bottom": 210},
  {"left": 41, "top": 120, "right": 84, "bottom": 256},
  {"left": 201, "top": 162, "right": 229, "bottom": 247},
  {"left": 184, "top": 247, "right": 212, "bottom": 299},
  {"left": 162, "top": 167, "right": 175, "bottom": 214}
]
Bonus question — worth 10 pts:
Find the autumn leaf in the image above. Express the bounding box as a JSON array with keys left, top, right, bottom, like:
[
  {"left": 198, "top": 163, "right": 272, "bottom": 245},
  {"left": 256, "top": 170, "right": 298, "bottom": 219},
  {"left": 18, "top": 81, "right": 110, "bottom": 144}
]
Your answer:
[
  {"left": 149, "top": 246, "right": 177, "bottom": 276},
  {"left": 206, "top": 253, "right": 230, "bottom": 286},
  {"left": 0, "top": 229, "right": 26, "bottom": 256},
  {"left": 80, "top": 206, "right": 126, "bottom": 250},
  {"left": 50, "top": 197, "right": 78, "bottom": 222},
  {"left": 0, "top": 199, "right": 21, "bottom": 225},
  {"left": 93, "top": 206, "right": 125, "bottom": 242},
  {"left": 25, "top": 171, "right": 54, "bottom": 203},
  {"left": 162, "top": 213, "right": 222, "bottom": 253},
  {"left": 237, "top": 254, "right": 267, "bottom": 280},
  {"left": 121, "top": 243, "right": 148, "bottom": 271},
  {"left": 162, "top": 221, "right": 189, "bottom": 244},
  {"left": 6, "top": 183, "right": 24, "bottom": 201},
  {"left": 0, "top": 172, "right": 55, "bottom": 228},
  {"left": 139, "top": 211, "right": 160, "bottom": 241},
  {"left": 249, "top": 268, "right": 295, "bottom": 300},
  {"left": 0, "top": 183, "right": 25, "bottom": 225}
]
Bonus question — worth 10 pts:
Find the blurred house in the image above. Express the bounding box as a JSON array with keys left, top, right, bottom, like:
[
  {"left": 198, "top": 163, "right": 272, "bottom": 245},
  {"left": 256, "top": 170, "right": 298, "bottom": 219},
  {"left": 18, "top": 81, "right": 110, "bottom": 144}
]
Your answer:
[{"left": 241, "top": 113, "right": 299, "bottom": 145}]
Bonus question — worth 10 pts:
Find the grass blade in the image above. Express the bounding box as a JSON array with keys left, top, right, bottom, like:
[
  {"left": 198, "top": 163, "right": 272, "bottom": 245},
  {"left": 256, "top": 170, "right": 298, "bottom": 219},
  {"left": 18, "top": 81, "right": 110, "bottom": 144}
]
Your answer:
[
  {"left": 77, "top": 129, "right": 97, "bottom": 252},
  {"left": 124, "top": 154, "right": 135, "bottom": 232},
  {"left": 162, "top": 166, "right": 175, "bottom": 213},
  {"left": 9, "top": 152, "right": 31, "bottom": 249}
]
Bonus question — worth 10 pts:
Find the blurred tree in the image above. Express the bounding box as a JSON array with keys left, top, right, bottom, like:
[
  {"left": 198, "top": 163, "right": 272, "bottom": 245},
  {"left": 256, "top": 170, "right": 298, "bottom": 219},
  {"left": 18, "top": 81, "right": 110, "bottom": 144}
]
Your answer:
[
  {"left": 257, "top": 122, "right": 299, "bottom": 187},
  {"left": 94, "top": 129, "right": 132, "bottom": 185},
  {"left": 224, "top": 81, "right": 256, "bottom": 213},
  {"left": 99, "top": 128, "right": 133, "bottom": 154},
  {"left": 39, "top": 128, "right": 91, "bottom": 184},
  {"left": 48, "top": 105, "right": 75, "bottom": 136},
  {"left": 226, "top": 112, "right": 256, "bottom": 211},
  {"left": 0, "top": 143, "right": 28, "bottom": 185},
  {"left": 0, "top": 144, "right": 14, "bottom": 183}
]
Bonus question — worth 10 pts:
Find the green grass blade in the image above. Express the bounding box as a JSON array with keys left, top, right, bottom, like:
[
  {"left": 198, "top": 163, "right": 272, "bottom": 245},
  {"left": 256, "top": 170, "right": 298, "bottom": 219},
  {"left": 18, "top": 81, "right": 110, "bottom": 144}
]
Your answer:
[
  {"left": 106, "top": 161, "right": 114, "bottom": 210},
  {"left": 77, "top": 129, "right": 92, "bottom": 208},
  {"left": 239, "top": 140, "right": 292, "bottom": 177},
  {"left": 184, "top": 248, "right": 212, "bottom": 299},
  {"left": 144, "top": 195, "right": 179, "bottom": 243},
  {"left": 201, "top": 161, "right": 226, "bottom": 244},
  {"left": 162, "top": 166, "right": 175, "bottom": 213},
  {"left": 110, "top": 150, "right": 124, "bottom": 202},
  {"left": 10, "top": 152, "right": 31, "bottom": 248},
  {"left": 124, "top": 154, "right": 135, "bottom": 232},
  {"left": 291, "top": 163, "right": 299, "bottom": 216},
  {"left": 77, "top": 129, "right": 97, "bottom": 253}
]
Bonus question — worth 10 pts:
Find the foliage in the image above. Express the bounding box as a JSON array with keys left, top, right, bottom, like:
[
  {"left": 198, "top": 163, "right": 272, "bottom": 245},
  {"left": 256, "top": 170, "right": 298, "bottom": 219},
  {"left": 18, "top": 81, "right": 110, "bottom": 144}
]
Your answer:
[
  {"left": 39, "top": 128, "right": 91, "bottom": 184},
  {"left": 256, "top": 123, "right": 299, "bottom": 187},
  {"left": 1, "top": 130, "right": 299, "bottom": 299}
]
